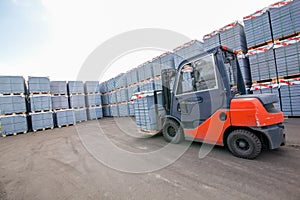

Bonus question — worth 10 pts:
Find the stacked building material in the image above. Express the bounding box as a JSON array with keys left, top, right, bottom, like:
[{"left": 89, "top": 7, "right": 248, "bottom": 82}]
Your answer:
[
  {"left": 54, "top": 109, "right": 75, "bottom": 127},
  {"left": 203, "top": 31, "right": 220, "bottom": 51},
  {"left": 128, "top": 101, "right": 135, "bottom": 116},
  {"left": 203, "top": 22, "right": 251, "bottom": 86},
  {"left": 0, "top": 76, "right": 26, "bottom": 95},
  {"left": 110, "top": 104, "right": 119, "bottom": 117},
  {"left": 173, "top": 40, "right": 205, "bottom": 68},
  {"left": 0, "top": 114, "right": 28, "bottom": 137},
  {"left": 118, "top": 102, "right": 129, "bottom": 117},
  {"left": 269, "top": 0, "right": 300, "bottom": 40},
  {"left": 84, "top": 81, "right": 102, "bottom": 120},
  {"left": 248, "top": 44, "right": 277, "bottom": 82},
  {"left": 244, "top": 9, "right": 273, "bottom": 48},
  {"left": 245, "top": 2, "right": 300, "bottom": 116},
  {"left": 0, "top": 76, "right": 27, "bottom": 137},
  {"left": 28, "top": 76, "right": 51, "bottom": 94},
  {"left": 274, "top": 36, "right": 300, "bottom": 77},
  {"left": 127, "top": 85, "right": 139, "bottom": 100},
  {"left": 68, "top": 81, "right": 85, "bottom": 110},
  {"left": 134, "top": 92, "right": 164, "bottom": 131},
  {"left": 102, "top": 105, "right": 111, "bottom": 117},
  {"left": 126, "top": 68, "right": 139, "bottom": 86},
  {"left": 28, "top": 77, "right": 54, "bottom": 132}
]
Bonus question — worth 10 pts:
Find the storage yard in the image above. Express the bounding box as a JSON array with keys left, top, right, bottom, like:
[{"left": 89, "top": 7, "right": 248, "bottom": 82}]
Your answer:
[
  {"left": 0, "top": 118, "right": 299, "bottom": 200},
  {"left": 1, "top": 0, "right": 300, "bottom": 199}
]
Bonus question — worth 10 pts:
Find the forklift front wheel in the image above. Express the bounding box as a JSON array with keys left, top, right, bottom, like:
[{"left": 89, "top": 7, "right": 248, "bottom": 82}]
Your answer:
[
  {"left": 227, "top": 129, "right": 262, "bottom": 159},
  {"left": 163, "top": 119, "right": 184, "bottom": 144}
]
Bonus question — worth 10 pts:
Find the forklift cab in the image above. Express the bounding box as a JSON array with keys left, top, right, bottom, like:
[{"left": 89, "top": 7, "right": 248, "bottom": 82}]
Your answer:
[{"left": 162, "top": 47, "right": 245, "bottom": 129}]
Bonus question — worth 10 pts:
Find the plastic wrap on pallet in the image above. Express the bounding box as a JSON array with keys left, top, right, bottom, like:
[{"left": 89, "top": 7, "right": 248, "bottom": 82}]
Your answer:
[
  {"left": 270, "top": 0, "right": 300, "bottom": 40},
  {"left": 248, "top": 45, "right": 277, "bottom": 81},
  {"left": 29, "top": 94, "right": 52, "bottom": 112},
  {"left": 74, "top": 108, "right": 87, "bottom": 122},
  {"left": 28, "top": 76, "right": 51, "bottom": 94},
  {"left": 0, "top": 114, "right": 28, "bottom": 136},
  {"left": 84, "top": 81, "right": 100, "bottom": 93},
  {"left": 110, "top": 104, "right": 119, "bottom": 117},
  {"left": 85, "top": 93, "right": 101, "bottom": 107},
  {"left": 134, "top": 92, "right": 164, "bottom": 131},
  {"left": 0, "top": 95, "right": 27, "bottom": 115},
  {"left": 69, "top": 94, "right": 86, "bottom": 108},
  {"left": 51, "top": 95, "right": 69, "bottom": 110},
  {"left": 173, "top": 40, "right": 205, "bottom": 68},
  {"left": 274, "top": 37, "right": 300, "bottom": 77},
  {"left": 0, "top": 76, "right": 26, "bottom": 94},
  {"left": 118, "top": 103, "right": 129, "bottom": 117},
  {"left": 244, "top": 9, "right": 273, "bottom": 48},
  {"left": 50, "top": 81, "right": 67, "bottom": 95},
  {"left": 29, "top": 112, "right": 54, "bottom": 131},
  {"left": 127, "top": 85, "right": 139, "bottom": 100},
  {"left": 54, "top": 109, "right": 75, "bottom": 126},
  {"left": 67, "top": 81, "right": 84, "bottom": 94},
  {"left": 103, "top": 105, "right": 111, "bottom": 117}
]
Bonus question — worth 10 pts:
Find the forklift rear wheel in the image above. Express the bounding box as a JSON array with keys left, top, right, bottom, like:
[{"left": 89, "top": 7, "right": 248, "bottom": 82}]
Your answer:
[
  {"left": 227, "top": 129, "right": 262, "bottom": 159},
  {"left": 163, "top": 119, "right": 184, "bottom": 144}
]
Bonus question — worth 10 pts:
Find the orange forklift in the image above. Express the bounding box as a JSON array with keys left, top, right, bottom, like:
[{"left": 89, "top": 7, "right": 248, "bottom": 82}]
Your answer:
[{"left": 155, "top": 46, "right": 285, "bottom": 159}]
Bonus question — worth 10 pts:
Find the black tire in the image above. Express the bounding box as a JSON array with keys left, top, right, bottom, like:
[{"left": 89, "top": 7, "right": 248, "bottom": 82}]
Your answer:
[
  {"left": 163, "top": 119, "right": 184, "bottom": 144},
  {"left": 227, "top": 129, "right": 262, "bottom": 159}
]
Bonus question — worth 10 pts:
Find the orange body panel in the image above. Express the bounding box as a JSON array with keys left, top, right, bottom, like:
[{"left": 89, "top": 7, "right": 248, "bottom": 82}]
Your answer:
[
  {"left": 184, "top": 110, "right": 231, "bottom": 146},
  {"left": 183, "top": 98, "right": 284, "bottom": 146},
  {"left": 230, "top": 98, "right": 284, "bottom": 127}
]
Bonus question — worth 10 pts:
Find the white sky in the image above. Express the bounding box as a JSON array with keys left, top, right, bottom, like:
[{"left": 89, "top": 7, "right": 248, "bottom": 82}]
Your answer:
[{"left": 1, "top": 0, "right": 277, "bottom": 82}]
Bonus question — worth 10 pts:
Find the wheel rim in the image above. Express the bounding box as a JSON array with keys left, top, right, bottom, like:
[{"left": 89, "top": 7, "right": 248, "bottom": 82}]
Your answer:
[
  {"left": 235, "top": 138, "right": 250, "bottom": 151},
  {"left": 167, "top": 126, "right": 176, "bottom": 137}
]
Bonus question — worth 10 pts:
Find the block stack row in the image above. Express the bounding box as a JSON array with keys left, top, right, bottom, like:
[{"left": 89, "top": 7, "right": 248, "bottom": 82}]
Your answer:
[
  {"left": 244, "top": 0, "right": 300, "bottom": 116},
  {"left": 203, "top": 21, "right": 252, "bottom": 86},
  {"left": 0, "top": 76, "right": 28, "bottom": 137},
  {"left": 28, "top": 77, "right": 54, "bottom": 132},
  {"left": 99, "top": 49, "right": 177, "bottom": 118},
  {"left": 84, "top": 81, "right": 103, "bottom": 120},
  {"left": 133, "top": 92, "right": 164, "bottom": 131}
]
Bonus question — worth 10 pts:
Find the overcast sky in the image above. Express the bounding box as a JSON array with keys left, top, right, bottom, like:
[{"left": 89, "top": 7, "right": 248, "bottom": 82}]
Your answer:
[{"left": 0, "top": 0, "right": 277, "bottom": 81}]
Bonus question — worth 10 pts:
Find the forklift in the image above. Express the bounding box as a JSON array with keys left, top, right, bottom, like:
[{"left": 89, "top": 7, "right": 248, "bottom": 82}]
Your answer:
[{"left": 154, "top": 46, "right": 285, "bottom": 159}]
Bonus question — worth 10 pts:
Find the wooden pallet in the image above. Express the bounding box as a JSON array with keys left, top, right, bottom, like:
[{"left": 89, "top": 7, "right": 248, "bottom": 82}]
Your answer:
[
  {"left": 58, "top": 124, "right": 75, "bottom": 128},
  {"left": 2, "top": 131, "right": 27, "bottom": 137},
  {"left": 29, "top": 92, "right": 51, "bottom": 95},
  {"left": 0, "top": 92, "right": 24, "bottom": 96},
  {"left": 0, "top": 112, "right": 26, "bottom": 116},
  {"left": 274, "top": 32, "right": 300, "bottom": 43},
  {"left": 31, "top": 110, "right": 53, "bottom": 113},
  {"left": 69, "top": 93, "right": 84, "bottom": 96},
  {"left": 33, "top": 127, "right": 54, "bottom": 133},
  {"left": 71, "top": 107, "right": 85, "bottom": 110},
  {"left": 247, "top": 40, "right": 274, "bottom": 51},
  {"left": 86, "top": 92, "right": 101, "bottom": 95},
  {"left": 51, "top": 94, "right": 68, "bottom": 96}
]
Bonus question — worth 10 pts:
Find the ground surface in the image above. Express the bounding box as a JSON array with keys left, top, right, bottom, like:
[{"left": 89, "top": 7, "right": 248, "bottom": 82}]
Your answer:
[{"left": 0, "top": 118, "right": 299, "bottom": 200}]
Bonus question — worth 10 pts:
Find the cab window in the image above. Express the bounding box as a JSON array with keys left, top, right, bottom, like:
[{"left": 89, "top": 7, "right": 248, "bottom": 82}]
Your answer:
[{"left": 176, "top": 55, "right": 218, "bottom": 95}]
